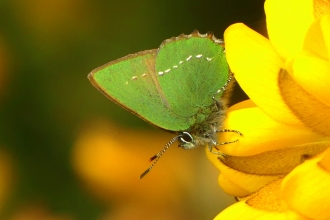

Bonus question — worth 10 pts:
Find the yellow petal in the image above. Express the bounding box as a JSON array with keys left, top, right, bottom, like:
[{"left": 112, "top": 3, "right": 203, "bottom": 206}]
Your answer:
[
  {"left": 290, "top": 52, "right": 330, "bottom": 107},
  {"left": 281, "top": 148, "right": 330, "bottom": 220},
  {"left": 216, "top": 101, "right": 329, "bottom": 156},
  {"left": 313, "top": 0, "right": 330, "bottom": 18},
  {"left": 207, "top": 101, "right": 330, "bottom": 196},
  {"left": 318, "top": 145, "right": 330, "bottom": 171},
  {"left": 219, "top": 141, "right": 330, "bottom": 175},
  {"left": 278, "top": 69, "right": 330, "bottom": 135},
  {"left": 303, "top": 14, "right": 330, "bottom": 61},
  {"left": 229, "top": 99, "right": 256, "bottom": 111},
  {"left": 265, "top": 0, "right": 314, "bottom": 59},
  {"left": 215, "top": 199, "right": 307, "bottom": 220},
  {"left": 207, "top": 149, "right": 282, "bottom": 197},
  {"left": 246, "top": 179, "right": 283, "bottom": 212},
  {"left": 218, "top": 174, "right": 250, "bottom": 196},
  {"left": 217, "top": 171, "right": 282, "bottom": 198},
  {"left": 287, "top": 15, "right": 330, "bottom": 110},
  {"left": 224, "top": 24, "right": 301, "bottom": 126}
]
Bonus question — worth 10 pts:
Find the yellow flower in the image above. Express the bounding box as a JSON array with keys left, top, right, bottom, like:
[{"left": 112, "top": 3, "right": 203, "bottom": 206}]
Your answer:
[{"left": 207, "top": 0, "right": 330, "bottom": 219}]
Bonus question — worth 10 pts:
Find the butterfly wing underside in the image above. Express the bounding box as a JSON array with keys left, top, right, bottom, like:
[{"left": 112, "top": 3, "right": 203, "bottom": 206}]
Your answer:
[
  {"left": 88, "top": 49, "right": 191, "bottom": 131},
  {"left": 156, "top": 33, "right": 229, "bottom": 118}
]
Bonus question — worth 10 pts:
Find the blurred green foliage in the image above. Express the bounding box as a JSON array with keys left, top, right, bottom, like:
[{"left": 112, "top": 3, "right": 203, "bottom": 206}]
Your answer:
[{"left": 0, "top": 0, "right": 265, "bottom": 219}]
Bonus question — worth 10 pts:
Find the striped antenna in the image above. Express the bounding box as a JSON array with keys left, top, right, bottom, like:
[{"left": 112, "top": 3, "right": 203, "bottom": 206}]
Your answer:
[{"left": 140, "top": 135, "right": 180, "bottom": 179}]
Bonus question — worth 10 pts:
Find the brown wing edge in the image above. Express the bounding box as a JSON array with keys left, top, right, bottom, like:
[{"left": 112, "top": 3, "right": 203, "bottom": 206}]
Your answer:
[{"left": 158, "top": 30, "right": 225, "bottom": 50}]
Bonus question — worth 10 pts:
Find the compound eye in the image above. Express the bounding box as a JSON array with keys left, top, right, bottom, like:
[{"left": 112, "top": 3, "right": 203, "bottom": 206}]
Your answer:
[{"left": 180, "top": 132, "right": 193, "bottom": 143}]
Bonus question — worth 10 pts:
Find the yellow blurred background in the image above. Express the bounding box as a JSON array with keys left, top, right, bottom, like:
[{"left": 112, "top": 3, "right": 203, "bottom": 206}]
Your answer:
[{"left": 0, "top": 0, "right": 265, "bottom": 219}]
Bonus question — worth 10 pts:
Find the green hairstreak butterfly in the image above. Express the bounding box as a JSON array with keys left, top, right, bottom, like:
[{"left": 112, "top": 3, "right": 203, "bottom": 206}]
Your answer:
[{"left": 88, "top": 30, "right": 241, "bottom": 178}]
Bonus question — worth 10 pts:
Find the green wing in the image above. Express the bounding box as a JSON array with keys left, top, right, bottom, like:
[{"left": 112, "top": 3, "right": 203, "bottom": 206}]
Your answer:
[
  {"left": 89, "top": 32, "right": 229, "bottom": 132},
  {"left": 155, "top": 33, "right": 229, "bottom": 118},
  {"left": 88, "top": 49, "right": 191, "bottom": 131}
]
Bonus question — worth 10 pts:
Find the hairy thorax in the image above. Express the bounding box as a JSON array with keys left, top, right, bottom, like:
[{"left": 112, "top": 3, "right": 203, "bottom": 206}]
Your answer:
[{"left": 179, "top": 99, "right": 227, "bottom": 150}]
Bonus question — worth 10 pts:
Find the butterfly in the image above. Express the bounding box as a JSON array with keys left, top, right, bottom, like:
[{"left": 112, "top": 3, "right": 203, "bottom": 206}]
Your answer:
[{"left": 88, "top": 30, "right": 241, "bottom": 178}]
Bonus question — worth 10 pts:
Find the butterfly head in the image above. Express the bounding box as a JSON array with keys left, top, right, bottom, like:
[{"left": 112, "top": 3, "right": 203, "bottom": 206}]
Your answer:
[{"left": 178, "top": 131, "right": 197, "bottom": 150}]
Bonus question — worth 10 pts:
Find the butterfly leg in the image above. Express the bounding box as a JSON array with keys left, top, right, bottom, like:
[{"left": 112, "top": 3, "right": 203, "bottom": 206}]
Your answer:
[
  {"left": 208, "top": 129, "right": 243, "bottom": 155},
  {"left": 217, "top": 129, "right": 242, "bottom": 145},
  {"left": 217, "top": 129, "right": 242, "bottom": 136},
  {"left": 208, "top": 143, "right": 225, "bottom": 155}
]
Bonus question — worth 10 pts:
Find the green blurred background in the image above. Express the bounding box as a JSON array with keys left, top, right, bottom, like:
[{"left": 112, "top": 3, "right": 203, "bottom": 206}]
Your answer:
[{"left": 0, "top": 0, "right": 265, "bottom": 219}]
